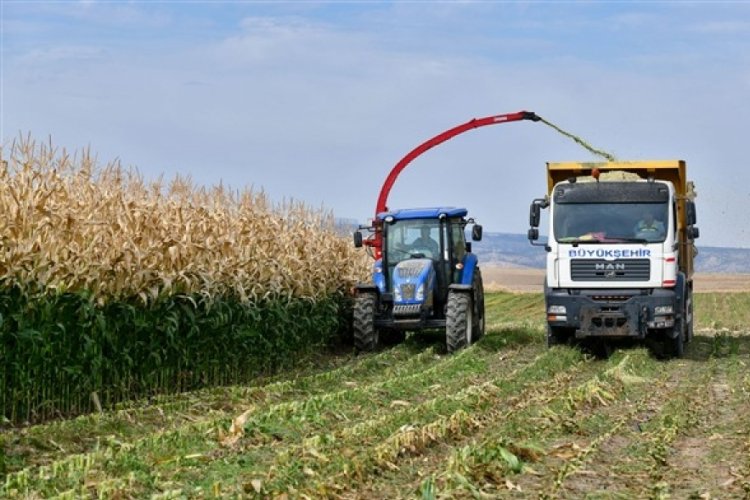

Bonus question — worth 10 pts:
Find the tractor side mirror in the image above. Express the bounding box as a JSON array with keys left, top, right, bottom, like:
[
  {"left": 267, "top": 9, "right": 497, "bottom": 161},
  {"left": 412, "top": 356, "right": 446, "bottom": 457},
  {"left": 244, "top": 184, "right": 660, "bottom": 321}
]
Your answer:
[
  {"left": 686, "top": 201, "right": 697, "bottom": 226},
  {"left": 471, "top": 224, "right": 483, "bottom": 241},
  {"left": 353, "top": 230, "right": 363, "bottom": 248},
  {"left": 690, "top": 226, "right": 700, "bottom": 239},
  {"left": 528, "top": 228, "right": 539, "bottom": 241}
]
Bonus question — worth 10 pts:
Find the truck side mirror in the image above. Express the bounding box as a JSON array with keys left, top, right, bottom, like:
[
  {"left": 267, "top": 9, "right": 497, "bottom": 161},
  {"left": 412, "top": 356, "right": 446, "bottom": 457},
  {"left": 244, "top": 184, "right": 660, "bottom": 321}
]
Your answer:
[
  {"left": 690, "top": 226, "right": 700, "bottom": 239},
  {"left": 353, "top": 230, "right": 363, "bottom": 248},
  {"left": 471, "top": 224, "right": 483, "bottom": 241},
  {"left": 686, "top": 201, "right": 697, "bottom": 225},
  {"left": 530, "top": 203, "right": 541, "bottom": 228},
  {"left": 528, "top": 228, "right": 539, "bottom": 241}
]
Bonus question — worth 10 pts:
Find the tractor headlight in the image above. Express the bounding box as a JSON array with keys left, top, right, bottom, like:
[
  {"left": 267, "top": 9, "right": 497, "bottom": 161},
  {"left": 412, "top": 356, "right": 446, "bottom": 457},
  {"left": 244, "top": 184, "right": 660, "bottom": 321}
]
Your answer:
[
  {"left": 416, "top": 284, "right": 425, "bottom": 301},
  {"left": 548, "top": 305, "right": 567, "bottom": 315},
  {"left": 394, "top": 286, "right": 402, "bottom": 301},
  {"left": 654, "top": 305, "right": 673, "bottom": 315}
]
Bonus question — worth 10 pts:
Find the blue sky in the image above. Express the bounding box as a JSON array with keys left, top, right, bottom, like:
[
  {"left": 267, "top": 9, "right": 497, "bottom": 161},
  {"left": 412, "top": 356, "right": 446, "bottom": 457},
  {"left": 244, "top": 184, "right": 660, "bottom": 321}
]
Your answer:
[{"left": 3, "top": 1, "right": 750, "bottom": 248}]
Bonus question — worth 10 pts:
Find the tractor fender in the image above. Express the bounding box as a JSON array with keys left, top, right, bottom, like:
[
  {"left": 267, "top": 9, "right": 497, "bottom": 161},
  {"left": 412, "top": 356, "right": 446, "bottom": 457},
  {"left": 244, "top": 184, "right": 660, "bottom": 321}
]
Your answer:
[
  {"left": 372, "top": 259, "right": 386, "bottom": 293},
  {"left": 459, "top": 254, "right": 479, "bottom": 285}
]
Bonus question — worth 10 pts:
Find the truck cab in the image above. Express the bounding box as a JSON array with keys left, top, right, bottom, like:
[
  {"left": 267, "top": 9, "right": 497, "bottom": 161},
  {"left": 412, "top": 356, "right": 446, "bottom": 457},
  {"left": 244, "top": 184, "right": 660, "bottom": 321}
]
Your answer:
[{"left": 529, "top": 161, "right": 699, "bottom": 358}]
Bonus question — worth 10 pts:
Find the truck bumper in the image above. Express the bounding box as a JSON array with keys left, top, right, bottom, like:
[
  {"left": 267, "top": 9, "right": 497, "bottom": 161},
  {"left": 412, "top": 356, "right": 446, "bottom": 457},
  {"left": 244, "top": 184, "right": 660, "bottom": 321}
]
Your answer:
[{"left": 545, "top": 287, "right": 677, "bottom": 339}]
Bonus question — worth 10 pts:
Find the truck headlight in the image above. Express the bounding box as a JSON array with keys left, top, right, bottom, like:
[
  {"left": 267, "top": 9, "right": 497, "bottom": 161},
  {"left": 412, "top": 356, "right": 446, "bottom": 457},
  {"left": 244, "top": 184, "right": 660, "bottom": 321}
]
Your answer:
[
  {"left": 655, "top": 305, "right": 673, "bottom": 315},
  {"left": 548, "top": 305, "right": 566, "bottom": 315}
]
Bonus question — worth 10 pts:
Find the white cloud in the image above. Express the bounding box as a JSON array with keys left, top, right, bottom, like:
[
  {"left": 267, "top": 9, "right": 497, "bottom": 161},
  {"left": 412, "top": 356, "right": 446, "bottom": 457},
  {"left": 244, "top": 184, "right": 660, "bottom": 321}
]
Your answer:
[
  {"left": 4, "top": 5, "right": 750, "bottom": 248},
  {"left": 690, "top": 20, "right": 750, "bottom": 35},
  {"left": 15, "top": 45, "right": 104, "bottom": 65}
]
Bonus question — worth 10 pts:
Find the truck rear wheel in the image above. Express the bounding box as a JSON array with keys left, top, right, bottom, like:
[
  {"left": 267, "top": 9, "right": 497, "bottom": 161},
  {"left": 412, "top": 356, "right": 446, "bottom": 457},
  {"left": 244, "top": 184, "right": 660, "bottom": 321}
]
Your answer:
[
  {"left": 686, "top": 290, "right": 694, "bottom": 343},
  {"left": 473, "top": 270, "right": 486, "bottom": 340},
  {"left": 353, "top": 293, "right": 379, "bottom": 352},
  {"left": 667, "top": 318, "right": 685, "bottom": 358},
  {"left": 446, "top": 291, "right": 473, "bottom": 353}
]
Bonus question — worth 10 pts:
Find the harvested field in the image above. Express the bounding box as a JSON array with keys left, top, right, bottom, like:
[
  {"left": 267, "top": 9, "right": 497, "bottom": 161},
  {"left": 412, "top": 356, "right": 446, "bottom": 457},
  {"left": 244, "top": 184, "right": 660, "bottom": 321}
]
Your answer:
[
  {"left": 482, "top": 265, "right": 750, "bottom": 293},
  {"left": 2, "top": 290, "right": 749, "bottom": 498}
]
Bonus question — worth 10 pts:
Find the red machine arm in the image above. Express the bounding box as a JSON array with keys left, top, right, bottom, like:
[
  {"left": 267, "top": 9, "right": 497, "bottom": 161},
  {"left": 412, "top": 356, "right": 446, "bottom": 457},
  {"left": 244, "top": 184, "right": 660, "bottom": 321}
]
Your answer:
[{"left": 366, "top": 110, "right": 540, "bottom": 259}]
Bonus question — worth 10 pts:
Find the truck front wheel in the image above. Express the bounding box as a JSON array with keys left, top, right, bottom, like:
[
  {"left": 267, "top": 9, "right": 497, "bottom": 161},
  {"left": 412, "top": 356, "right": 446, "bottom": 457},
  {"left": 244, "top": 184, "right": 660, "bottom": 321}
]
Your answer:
[
  {"left": 353, "top": 293, "right": 379, "bottom": 352},
  {"left": 446, "top": 291, "right": 473, "bottom": 353},
  {"left": 547, "top": 326, "right": 573, "bottom": 347}
]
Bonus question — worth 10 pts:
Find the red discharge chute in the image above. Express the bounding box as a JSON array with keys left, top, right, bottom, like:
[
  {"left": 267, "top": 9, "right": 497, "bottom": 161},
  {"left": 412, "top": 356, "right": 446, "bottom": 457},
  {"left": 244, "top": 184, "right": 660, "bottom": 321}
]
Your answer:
[{"left": 365, "top": 110, "right": 540, "bottom": 259}]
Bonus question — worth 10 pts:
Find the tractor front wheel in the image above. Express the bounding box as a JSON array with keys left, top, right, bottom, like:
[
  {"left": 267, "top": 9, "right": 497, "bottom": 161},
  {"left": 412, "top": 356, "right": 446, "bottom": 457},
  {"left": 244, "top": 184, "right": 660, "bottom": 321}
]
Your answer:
[
  {"left": 353, "top": 293, "right": 379, "bottom": 352},
  {"left": 446, "top": 291, "right": 473, "bottom": 353}
]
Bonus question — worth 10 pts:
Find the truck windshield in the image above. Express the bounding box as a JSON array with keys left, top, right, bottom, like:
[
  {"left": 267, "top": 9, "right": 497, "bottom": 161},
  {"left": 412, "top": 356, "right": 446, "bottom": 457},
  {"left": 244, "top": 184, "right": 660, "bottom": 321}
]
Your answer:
[
  {"left": 385, "top": 219, "right": 441, "bottom": 264},
  {"left": 554, "top": 202, "right": 669, "bottom": 243}
]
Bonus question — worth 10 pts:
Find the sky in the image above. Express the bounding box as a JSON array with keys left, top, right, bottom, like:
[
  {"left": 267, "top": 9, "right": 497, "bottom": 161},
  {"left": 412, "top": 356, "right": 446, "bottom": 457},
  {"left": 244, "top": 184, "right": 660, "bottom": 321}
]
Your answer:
[{"left": 2, "top": 1, "right": 750, "bottom": 248}]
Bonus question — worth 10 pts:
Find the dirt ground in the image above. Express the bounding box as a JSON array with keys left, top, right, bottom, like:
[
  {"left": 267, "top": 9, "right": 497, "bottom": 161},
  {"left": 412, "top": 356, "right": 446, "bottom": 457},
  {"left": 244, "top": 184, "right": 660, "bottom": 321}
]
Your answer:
[{"left": 483, "top": 265, "right": 750, "bottom": 293}]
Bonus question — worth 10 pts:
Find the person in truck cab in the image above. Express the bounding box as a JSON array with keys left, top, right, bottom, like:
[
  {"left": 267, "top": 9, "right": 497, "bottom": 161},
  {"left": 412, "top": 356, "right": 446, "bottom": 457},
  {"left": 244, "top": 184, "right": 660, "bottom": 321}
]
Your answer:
[
  {"left": 410, "top": 227, "right": 439, "bottom": 257},
  {"left": 634, "top": 212, "right": 665, "bottom": 239}
]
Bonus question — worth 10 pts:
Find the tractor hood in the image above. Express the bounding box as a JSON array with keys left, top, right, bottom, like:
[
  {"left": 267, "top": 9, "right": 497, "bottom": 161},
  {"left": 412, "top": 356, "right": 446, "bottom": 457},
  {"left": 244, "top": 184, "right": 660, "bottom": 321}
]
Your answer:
[{"left": 392, "top": 259, "right": 435, "bottom": 304}]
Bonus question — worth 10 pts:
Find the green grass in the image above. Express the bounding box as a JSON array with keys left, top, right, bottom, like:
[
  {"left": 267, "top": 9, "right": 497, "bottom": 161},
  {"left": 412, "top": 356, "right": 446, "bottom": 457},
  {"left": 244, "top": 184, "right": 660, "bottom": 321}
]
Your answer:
[{"left": 2, "top": 291, "right": 749, "bottom": 498}]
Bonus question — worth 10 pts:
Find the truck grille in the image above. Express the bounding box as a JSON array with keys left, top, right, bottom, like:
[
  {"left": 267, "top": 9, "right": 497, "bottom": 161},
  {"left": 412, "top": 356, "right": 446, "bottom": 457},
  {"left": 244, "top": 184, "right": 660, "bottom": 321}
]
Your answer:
[{"left": 570, "top": 259, "right": 650, "bottom": 282}]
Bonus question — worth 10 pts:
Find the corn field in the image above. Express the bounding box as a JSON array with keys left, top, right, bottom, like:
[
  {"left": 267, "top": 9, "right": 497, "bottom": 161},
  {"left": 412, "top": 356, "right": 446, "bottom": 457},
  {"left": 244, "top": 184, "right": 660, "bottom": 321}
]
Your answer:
[{"left": 0, "top": 137, "right": 368, "bottom": 423}]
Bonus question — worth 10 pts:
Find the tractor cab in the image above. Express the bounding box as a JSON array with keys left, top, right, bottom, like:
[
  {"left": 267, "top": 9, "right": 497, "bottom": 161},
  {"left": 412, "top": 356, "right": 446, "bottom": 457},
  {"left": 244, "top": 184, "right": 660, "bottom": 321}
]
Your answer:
[
  {"left": 381, "top": 208, "right": 473, "bottom": 311},
  {"left": 353, "top": 207, "right": 484, "bottom": 352}
]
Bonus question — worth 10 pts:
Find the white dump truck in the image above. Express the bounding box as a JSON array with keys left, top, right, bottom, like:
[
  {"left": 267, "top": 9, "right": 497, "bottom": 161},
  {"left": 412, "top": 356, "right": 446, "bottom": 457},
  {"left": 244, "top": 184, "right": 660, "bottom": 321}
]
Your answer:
[{"left": 528, "top": 161, "right": 699, "bottom": 358}]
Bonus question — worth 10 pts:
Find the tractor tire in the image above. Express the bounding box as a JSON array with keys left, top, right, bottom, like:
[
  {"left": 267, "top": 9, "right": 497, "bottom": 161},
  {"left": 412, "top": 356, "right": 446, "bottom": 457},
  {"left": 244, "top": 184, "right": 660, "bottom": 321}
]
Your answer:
[
  {"left": 353, "top": 293, "right": 379, "bottom": 353},
  {"left": 472, "top": 269, "right": 486, "bottom": 340},
  {"left": 446, "top": 290, "right": 473, "bottom": 353}
]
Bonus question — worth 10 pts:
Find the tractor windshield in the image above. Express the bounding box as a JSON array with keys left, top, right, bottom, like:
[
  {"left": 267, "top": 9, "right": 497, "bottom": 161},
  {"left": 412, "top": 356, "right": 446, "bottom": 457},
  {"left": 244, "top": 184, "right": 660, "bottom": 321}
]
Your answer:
[
  {"left": 554, "top": 202, "right": 670, "bottom": 243},
  {"left": 385, "top": 219, "right": 442, "bottom": 264}
]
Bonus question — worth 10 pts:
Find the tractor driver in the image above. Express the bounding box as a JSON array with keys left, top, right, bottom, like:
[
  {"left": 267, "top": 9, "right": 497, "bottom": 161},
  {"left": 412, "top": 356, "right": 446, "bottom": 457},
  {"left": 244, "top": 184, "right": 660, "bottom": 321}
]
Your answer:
[{"left": 410, "top": 226, "right": 439, "bottom": 258}]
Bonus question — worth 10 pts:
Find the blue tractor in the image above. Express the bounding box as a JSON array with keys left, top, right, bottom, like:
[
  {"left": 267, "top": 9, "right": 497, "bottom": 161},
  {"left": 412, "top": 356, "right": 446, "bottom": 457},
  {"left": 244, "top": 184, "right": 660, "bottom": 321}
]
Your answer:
[
  {"left": 353, "top": 207, "right": 485, "bottom": 352},
  {"left": 350, "top": 111, "right": 540, "bottom": 352}
]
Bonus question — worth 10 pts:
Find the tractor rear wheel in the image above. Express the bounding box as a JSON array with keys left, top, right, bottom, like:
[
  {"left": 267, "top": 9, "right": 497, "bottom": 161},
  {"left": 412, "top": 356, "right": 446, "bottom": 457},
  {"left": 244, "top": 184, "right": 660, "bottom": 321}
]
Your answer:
[
  {"left": 446, "top": 291, "right": 473, "bottom": 353},
  {"left": 353, "top": 293, "right": 379, "bottom": 352}
]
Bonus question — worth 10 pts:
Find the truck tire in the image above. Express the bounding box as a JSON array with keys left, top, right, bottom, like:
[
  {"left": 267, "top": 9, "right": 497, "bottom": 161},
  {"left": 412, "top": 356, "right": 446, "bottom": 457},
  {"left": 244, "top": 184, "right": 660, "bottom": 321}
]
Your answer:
[
  {"left": 446, "top": 291, "right": 473, "bottom": 353},
  {"left": 686, "top": 290, "right": 694, "bottom": 343},
  {"left": 664, "top": 319, "right": 685, "bottom": 359},
  {"left": 353, "top": 293, "right": 379, "bottom": 352},
  {"left": 473, "top": 269, "right": 486, "bottom": 340},
  {"left": 547, "top": 326, "right": 573, "bottom": 347}
]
